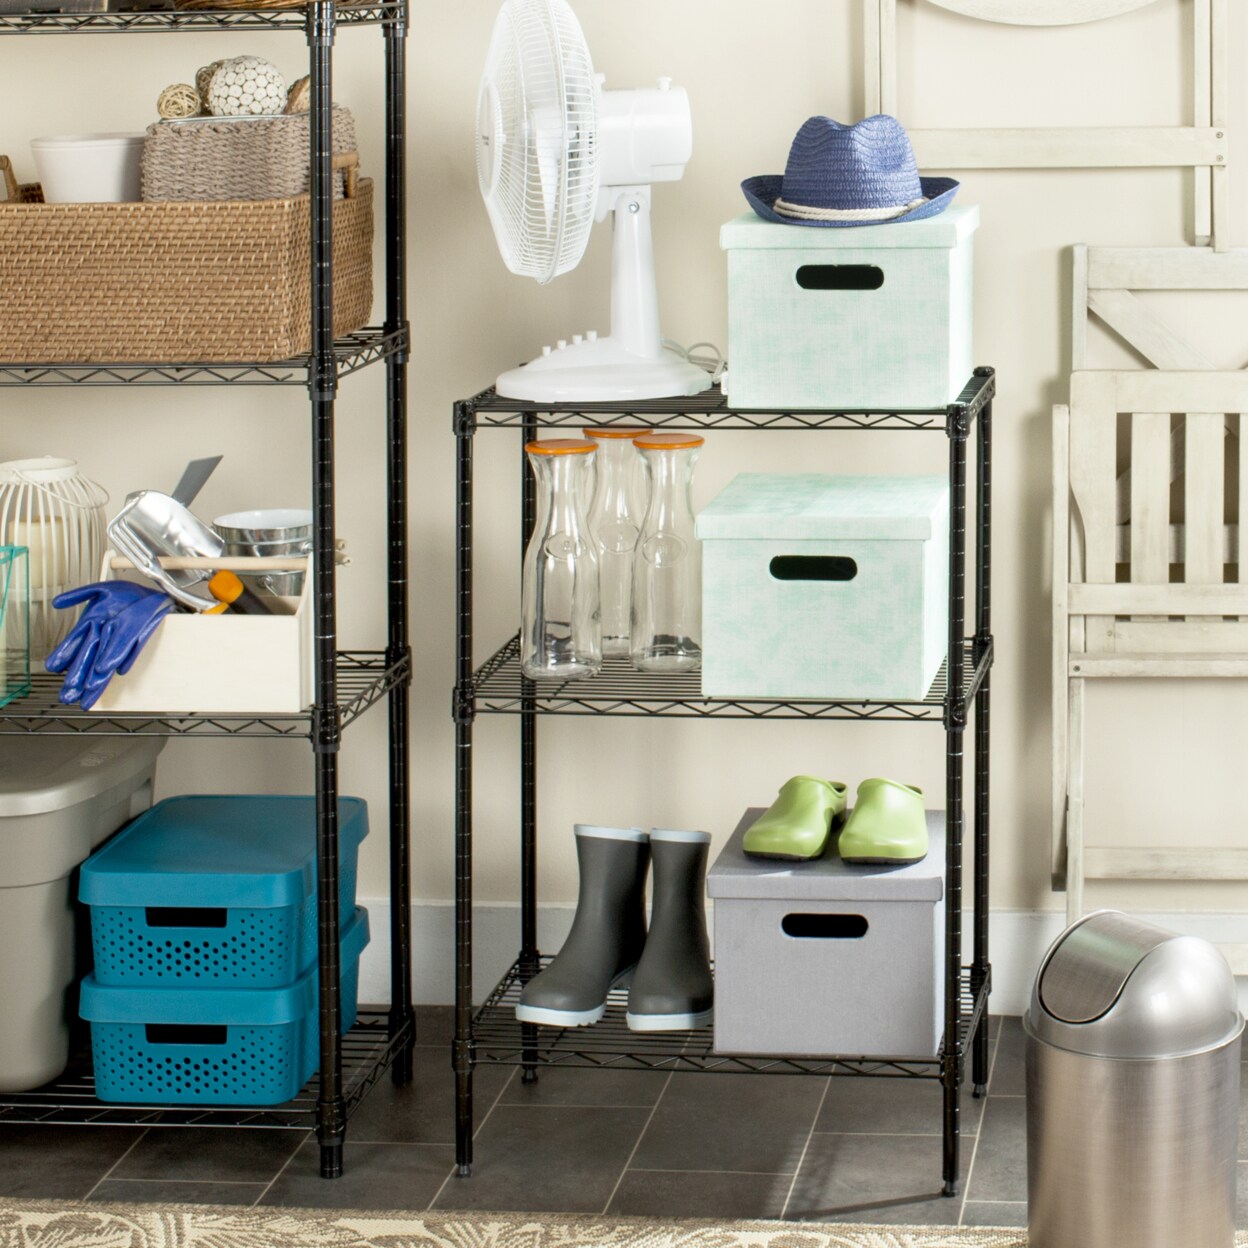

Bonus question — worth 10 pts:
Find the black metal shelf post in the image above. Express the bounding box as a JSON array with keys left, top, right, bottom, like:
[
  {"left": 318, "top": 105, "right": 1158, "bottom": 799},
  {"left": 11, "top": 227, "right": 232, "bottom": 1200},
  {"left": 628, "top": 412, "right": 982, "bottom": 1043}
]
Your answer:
[
  {"left": 0, "top": 0, "right": 413, "bottom": 1182},
  {"left": 451, "top": 371, "right": 995, "bottom": 1194}
]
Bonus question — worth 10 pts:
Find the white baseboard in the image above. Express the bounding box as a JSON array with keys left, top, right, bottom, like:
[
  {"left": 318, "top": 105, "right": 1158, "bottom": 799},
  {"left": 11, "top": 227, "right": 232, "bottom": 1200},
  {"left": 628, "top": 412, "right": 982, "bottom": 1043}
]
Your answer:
[{"left": 356, "top": 900, "right": 1248, "bottom": 1018}]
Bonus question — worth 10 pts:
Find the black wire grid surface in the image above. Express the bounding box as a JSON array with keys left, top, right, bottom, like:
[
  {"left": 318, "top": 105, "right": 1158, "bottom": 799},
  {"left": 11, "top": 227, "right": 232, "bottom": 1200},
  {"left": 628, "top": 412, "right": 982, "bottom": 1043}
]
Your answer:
[
  {"left": 474, "top": 961, "right": 990, "bottom": 1080},
  {"left": 0, "top": 0, "right": 415, "bottom": 1180},
  {"left": 0, "top": 1014, "right": 408, "bottom": 1128},
  {"left": 453, "top": 369, "right": 996, "bottom": 1199}
]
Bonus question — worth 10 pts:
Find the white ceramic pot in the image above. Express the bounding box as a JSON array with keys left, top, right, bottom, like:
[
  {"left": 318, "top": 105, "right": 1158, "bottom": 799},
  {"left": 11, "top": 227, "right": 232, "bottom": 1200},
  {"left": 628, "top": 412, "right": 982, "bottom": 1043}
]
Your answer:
[{"left": 29, "top": 133, "right": 145, "bottom": 203}]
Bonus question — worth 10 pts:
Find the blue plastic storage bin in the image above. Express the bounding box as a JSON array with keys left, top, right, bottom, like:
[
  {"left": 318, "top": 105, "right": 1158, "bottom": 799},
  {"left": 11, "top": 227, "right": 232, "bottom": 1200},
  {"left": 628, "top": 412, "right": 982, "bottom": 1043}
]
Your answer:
[
  {"left": 80, "top": 905, "right": 369, "bottom": 1106},
  {"left": 79, "top": 795, "right": 368, "bottom": 988}
]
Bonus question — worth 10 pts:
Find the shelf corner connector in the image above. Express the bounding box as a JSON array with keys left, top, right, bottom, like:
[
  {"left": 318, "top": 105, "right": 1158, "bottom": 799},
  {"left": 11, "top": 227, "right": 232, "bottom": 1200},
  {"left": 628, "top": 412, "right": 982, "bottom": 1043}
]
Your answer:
[
  {"left": 945, "top": 401, "right": 972, "bottom": 443},
  {"left": 452, "top": 683, "right": 476, "bottom": 726},
  {"left": 453, "top": 399, "right": 477, "bottom": 438},
  {"left": 312, "top": 703, "right": 343, "bottom": 754}
]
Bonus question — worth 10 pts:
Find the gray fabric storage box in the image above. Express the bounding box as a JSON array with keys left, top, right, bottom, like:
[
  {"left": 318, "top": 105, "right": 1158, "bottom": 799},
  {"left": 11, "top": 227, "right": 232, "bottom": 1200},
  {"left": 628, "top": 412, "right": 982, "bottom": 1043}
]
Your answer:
[
  {"left": 0, "top": 737, "right": 164, "bottom": 1090},
  {"left": 707, "top": 807, "right": 945, "bottom": 1057}
]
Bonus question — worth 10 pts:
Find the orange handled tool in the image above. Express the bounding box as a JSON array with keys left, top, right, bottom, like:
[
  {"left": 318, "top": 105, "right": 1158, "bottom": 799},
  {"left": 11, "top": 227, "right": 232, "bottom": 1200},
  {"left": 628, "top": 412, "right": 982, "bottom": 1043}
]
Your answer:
[{"left": 208, "top": 569, "right": 275, "bottom": 615}]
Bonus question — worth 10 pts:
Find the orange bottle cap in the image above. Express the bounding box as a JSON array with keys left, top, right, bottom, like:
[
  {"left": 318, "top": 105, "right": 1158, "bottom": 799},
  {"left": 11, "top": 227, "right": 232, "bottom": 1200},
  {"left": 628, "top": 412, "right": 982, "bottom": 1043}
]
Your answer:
[
  {"left": 583, "top": 426, "right": 655, "bottom": 440},
  {"left": 632, "top": 431, "right": 705, "bottom": 451},
  {"left": 525, "top": 439, "right": 598, "bottom": 456}
]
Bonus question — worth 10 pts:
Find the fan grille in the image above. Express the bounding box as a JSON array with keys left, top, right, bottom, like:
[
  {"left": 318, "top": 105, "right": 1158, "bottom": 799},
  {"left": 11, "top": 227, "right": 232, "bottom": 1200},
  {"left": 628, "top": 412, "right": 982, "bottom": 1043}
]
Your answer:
[{"left": 477, "top": 0, "right": 599, "bottom": 284}]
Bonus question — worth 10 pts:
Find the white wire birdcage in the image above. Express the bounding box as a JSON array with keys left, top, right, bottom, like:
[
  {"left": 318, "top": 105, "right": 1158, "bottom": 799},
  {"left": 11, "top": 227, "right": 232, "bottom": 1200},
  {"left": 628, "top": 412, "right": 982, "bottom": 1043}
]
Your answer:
[{"left": 0, "top": 457, "right": 108, "bottom": 661}]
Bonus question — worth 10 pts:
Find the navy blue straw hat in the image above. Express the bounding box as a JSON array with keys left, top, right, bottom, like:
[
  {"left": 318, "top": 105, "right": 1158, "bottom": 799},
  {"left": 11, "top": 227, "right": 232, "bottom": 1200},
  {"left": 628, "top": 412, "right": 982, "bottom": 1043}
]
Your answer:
[{"left": 742, "top": 114, "right": 959, "bottom": 227}]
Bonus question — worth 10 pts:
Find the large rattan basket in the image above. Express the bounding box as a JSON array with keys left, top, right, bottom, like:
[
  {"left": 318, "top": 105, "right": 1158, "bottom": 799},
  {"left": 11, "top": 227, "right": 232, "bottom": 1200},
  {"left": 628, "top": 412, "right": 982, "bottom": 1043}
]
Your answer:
[{"left": 0, "top": 173, "right": 372, "bottom": 363}]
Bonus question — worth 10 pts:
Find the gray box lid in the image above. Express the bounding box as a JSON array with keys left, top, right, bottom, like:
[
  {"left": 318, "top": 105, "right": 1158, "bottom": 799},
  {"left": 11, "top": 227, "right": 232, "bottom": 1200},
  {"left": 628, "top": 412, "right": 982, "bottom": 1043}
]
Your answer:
[
  {"left": 0, "top": 737, "right": 165, "bottom": 818},
  {"left": 695, "top": 474, "right": 949, "bottom": 542},
  {"left": 720, "top": 203, "right": 979, "bottom": 251},
  {"left": 1027, "top": 911, "right": 1243, "bottom": 1059},
  {"left": 707, "top": 807, "right": 945, "bottom": 902}
]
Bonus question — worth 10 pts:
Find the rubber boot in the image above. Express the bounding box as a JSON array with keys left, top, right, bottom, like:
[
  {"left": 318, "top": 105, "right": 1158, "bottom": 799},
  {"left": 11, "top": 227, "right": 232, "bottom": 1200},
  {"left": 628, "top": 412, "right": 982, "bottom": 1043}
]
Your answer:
[
  {"left": 516, "top": 825, "right": 649, "bottom": 1027},
  {"left": 626, "top": 829, "right": 713, "bottom": 1032}
]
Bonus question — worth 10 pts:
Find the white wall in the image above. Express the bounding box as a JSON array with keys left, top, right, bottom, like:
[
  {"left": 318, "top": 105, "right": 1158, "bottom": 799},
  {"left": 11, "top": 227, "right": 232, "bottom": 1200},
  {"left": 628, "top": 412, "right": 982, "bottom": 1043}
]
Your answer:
[{"left": 3, "top": 1, "right": 1247, "bottom": 1001}]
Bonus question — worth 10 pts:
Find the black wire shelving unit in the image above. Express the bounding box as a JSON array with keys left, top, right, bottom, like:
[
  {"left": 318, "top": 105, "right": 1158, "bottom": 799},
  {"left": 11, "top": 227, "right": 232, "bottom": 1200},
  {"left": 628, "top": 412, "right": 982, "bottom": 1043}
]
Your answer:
[
  {"left": 453, "top": 368, "right": 995, "bottom": 1198},
  {"left": 0, "top": 1, "right": 414, "bottom": 1180}
]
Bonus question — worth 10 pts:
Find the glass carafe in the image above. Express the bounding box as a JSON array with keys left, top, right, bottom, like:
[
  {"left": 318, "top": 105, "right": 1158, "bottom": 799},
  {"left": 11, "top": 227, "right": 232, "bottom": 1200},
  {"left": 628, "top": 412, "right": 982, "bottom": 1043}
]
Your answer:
[
  {"left": 630, "top": 432, "right": 704, "bottom": 672},
  {"left": 521, "top": 439, "right": 601, "bottom": 680},
  {"left": 584, "top": 426, "right": 652, "bottom": 658}
]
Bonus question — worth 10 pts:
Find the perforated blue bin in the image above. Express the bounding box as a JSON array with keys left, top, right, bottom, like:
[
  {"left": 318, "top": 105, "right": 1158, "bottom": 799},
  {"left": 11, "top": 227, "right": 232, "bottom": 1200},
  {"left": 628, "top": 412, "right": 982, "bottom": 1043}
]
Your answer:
[
  {"left": 80, "top": 905, "right": 369, "bottom": 1106},
  {"left": 79, "top": 795, "right": 368, "bottom": 988}
]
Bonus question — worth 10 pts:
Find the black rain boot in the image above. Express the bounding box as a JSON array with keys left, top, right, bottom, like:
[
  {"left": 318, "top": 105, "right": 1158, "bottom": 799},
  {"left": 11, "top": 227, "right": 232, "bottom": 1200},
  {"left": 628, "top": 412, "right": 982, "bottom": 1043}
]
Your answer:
[
  {"left": 626, "top": 828, "right": 713, "bottom": 1031},
  {"left": 516, "top": 825, "right": 649, "bottom": 1027}
]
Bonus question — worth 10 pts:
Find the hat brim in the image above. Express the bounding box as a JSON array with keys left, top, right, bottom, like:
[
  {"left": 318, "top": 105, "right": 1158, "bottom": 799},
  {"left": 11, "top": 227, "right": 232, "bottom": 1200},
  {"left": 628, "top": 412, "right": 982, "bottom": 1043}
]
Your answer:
[{"left": 741, "top": 174, "right": 960, "bottom": 227}]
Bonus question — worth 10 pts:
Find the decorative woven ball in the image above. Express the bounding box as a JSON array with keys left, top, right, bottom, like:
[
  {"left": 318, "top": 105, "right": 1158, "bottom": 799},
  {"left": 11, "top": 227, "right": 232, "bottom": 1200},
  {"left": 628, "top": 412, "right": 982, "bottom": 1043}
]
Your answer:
[
  {"left": 195, "top": 60, "right": 224, "bottom": 107},
  {"left": 157, "top": 83, "right": 202, "bottom": 120},
  {"left": 284, "top": 75, "right": 310, "bottom": 114},
  {"left": 207, "top": 56, "right": 287, "bottom": 118}
]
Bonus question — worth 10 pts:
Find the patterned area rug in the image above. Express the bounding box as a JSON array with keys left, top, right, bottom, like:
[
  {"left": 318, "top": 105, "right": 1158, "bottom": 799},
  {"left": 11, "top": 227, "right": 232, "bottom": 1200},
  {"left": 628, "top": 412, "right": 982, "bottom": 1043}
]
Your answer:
[{"left": 0, "top": 1200, "right": 1039, "bottom": 1248}]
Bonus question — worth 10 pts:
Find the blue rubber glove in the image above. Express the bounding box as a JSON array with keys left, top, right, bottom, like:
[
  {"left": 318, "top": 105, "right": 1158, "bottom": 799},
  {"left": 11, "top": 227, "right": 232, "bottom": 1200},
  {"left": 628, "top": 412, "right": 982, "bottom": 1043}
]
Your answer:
[
  {"left": 78, "top": 591, "right": 177, "bottom": 710},
  {"left": 46, "top": 581, "right": 164, "bottom": 705}
]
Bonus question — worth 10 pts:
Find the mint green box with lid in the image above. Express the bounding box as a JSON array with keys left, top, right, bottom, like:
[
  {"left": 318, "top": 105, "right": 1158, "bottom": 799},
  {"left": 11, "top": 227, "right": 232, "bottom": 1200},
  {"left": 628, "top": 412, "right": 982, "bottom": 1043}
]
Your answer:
[
  {"left": 719, "top": 204, "right": 977, "bottom": 410},
  {"left": 696, "top": 473, "right": 949, "bottom": 700}
]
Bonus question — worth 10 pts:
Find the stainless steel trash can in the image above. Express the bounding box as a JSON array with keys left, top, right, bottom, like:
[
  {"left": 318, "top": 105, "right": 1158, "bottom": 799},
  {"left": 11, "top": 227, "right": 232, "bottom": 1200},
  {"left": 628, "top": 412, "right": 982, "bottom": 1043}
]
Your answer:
[{"left": 1025, "top": 910, "right": 1242, "bottom": 1248}]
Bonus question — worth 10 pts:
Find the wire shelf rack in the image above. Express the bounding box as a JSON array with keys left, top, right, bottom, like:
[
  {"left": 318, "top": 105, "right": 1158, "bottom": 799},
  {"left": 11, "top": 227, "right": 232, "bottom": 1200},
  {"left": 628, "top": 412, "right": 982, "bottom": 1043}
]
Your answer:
[
  {"left": 462, "top": 370, "right": 995, "bottom": 434},
  {"left": 0, "top": 650, "right": 409, "bottom": 736},
  {"left": 473, "top": 960, "right": 990, "bottom": 1079},
  {"left": 0, "top": 2, "right": 403, "bottom": 34},
  {"left": 0, "top": 327, "right": 407, "bottom": 387},
  {"left": 470, "top": 634, "right": 991, "bottom": 722},
  {"left": 0, "top": 1012, "right": 408, "bottom": 1127}
]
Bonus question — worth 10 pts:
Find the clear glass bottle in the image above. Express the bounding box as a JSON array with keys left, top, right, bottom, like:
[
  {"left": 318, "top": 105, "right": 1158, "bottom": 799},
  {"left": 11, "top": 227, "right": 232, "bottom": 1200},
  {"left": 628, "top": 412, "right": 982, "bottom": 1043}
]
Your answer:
[
  {"left": 521, "top": 438, "right": 602, "bottom": 680},
  {"left": 630, "top": 432, "right": 704, "bottom": 673},
  {"left": 584, "top": 426, "right": 652, "bottom": 658}
]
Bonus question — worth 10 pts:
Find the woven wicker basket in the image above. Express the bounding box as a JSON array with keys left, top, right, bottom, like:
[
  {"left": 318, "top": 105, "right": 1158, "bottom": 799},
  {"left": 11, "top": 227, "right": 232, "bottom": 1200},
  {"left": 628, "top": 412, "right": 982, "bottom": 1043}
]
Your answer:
[
  {"left": 143, "top": 107, "right": 358, "bottom": 202},
  {"left": 0, "top": 174, "right": 372, "bottom": 363}
]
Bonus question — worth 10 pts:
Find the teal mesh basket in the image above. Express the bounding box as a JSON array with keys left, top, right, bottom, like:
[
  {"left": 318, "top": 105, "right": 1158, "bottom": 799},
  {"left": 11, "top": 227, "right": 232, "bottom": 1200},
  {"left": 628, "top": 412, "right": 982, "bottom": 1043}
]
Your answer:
[
  {"left": 80, "top": 906, "right": 368, "bottom": 1106},
  {"left": 80, "top": 795, "right": 368, "bottom": 988}
]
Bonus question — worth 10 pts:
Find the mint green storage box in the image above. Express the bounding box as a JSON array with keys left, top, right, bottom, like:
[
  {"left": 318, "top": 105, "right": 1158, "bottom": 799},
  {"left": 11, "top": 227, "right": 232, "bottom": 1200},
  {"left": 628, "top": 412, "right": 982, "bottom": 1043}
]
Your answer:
[
  {"left": 719, "top": 205, "right": 977, "bottom": 410},
  {"left": 696, "top": 474, "right": 949, "bottom": 700}
]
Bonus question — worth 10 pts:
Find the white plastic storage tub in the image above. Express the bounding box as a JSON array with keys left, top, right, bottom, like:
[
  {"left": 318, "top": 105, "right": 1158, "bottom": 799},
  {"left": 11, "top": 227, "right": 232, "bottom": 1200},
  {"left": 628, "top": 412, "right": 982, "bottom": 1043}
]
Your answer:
[
  {"left": 707, "top": 807, "right": 945, "bottom": 1058},
  {"left": 0, "top": 737, "right": 164, "bottom": 1091},
  {"left": 696, "top": 473, "right": 949, "bottom": 700},
  {"left": 720, "top": 204, "right": 977, "bottom": 410}
]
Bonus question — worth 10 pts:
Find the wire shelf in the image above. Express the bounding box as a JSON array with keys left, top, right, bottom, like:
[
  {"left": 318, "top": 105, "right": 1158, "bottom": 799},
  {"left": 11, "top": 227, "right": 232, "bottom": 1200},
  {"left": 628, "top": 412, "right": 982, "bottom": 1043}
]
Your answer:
[
  {"left": 0, "top": 327, "right": 407, "bottom": 387},
  {"left": 463, "top": 370, "right": 995, "bottom": 434},
  {"left": 0, "top": 649, "right": 409, "bottom": 736},
  {"left": 473, "top": 960, "right": 989, "bottom": 1078},
  {"left": 0, "top": 1012, "right": 408, "bottom": 1127},
  {"left": 470, "top": 634, "right": 990, "bottom": 722},
  {"left": 0, "top": 2, "right": 403, "bottom": 34}
]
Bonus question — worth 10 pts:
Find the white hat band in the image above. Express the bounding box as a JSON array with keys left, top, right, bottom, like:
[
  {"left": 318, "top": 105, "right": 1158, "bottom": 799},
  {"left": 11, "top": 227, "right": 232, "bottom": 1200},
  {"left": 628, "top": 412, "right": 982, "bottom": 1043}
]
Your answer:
[{"left": 773, "top": 195, "right": 929, "bottom": 222}]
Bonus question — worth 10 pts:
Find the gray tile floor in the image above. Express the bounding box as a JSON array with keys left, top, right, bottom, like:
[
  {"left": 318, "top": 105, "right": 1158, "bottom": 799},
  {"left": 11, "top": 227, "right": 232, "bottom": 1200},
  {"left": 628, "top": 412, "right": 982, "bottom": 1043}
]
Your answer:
[{"left": 0, "top": 1011, "right": 1239, "bottom": 1227}]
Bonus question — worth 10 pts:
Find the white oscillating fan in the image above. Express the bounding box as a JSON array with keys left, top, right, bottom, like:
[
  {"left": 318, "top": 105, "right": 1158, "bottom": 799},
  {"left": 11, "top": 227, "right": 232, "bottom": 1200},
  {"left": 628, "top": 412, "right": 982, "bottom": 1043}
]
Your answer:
[{"left": 476, "top": 0, "right": 711, "bottom": 402}]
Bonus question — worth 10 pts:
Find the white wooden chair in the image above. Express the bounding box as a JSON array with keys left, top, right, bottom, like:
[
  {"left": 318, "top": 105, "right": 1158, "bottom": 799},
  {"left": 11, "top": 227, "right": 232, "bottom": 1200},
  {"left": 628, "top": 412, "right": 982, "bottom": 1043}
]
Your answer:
[
  {"left": 863, "top": 0, "right": 1230, "bottom": 250},
  {"left": 1053, "top": 370, "right": 1248, "bottom": 966}
]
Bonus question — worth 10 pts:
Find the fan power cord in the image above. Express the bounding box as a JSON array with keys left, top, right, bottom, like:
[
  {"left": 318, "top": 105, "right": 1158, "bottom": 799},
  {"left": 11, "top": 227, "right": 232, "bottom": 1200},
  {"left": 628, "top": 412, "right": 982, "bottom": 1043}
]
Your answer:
[{"left": 662, "top": 338, "right": 726, "bottom": 385}]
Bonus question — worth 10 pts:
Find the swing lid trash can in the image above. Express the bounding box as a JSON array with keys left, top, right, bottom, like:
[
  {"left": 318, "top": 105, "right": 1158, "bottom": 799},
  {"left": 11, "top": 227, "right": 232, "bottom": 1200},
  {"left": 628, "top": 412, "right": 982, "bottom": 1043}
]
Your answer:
[{"left": 1028, "top": 909, "right": 1240, "bottom": 1058}]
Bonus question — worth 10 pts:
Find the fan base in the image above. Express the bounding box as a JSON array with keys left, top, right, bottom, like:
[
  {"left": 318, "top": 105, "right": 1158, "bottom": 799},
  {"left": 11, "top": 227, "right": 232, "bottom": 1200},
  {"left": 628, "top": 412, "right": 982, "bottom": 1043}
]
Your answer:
[{"left": 497, "top": 343, "right": 711, "bottom": 403}]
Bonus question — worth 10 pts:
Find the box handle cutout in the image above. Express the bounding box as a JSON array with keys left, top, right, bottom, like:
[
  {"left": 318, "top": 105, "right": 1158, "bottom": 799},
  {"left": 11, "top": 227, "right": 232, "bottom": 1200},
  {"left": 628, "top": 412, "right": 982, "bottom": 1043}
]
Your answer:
[
  {"left": 781, "top": 913, "right": 869, "bottom": 939},
  {"left": 145, "top": 1024, "right": 228, "bottom": 1046},
  {"left": 769, "top": 556, "right": 858, "bottom": 582},
  {"left": 145, "top": 907, "right": 228, "bottom": 929},
  {"left": 795, "top": 264, "right": 884, "bottom": 291}
]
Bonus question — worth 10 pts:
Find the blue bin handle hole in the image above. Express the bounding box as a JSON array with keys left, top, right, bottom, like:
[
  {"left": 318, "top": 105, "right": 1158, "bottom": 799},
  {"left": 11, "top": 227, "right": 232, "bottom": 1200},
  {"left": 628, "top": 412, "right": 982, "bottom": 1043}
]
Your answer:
[
  {"left": 144, "top": 1024, "right": 228, "bottom": 1046},
  {"left": 145, "top": 907, "right": 228, "bottom": 929}
]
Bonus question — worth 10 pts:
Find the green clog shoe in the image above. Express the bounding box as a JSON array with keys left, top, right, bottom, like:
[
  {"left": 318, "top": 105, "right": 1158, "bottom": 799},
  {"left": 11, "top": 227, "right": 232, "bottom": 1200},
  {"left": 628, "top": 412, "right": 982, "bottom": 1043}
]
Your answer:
[
  {"left": 743, "top": 776, "right": 848, "bottom": 861},
  {"left": 837, "top": 778, "right": 927, "bottom": 865}
]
